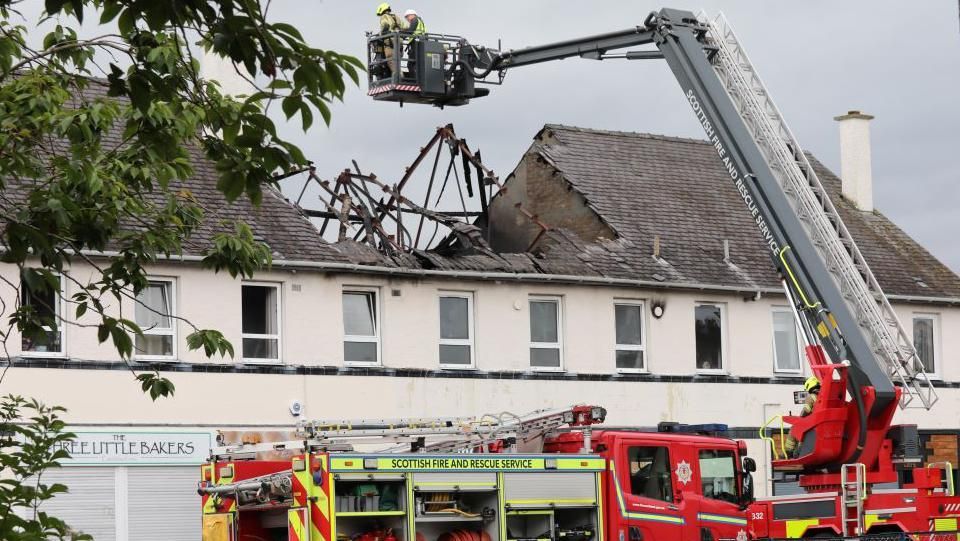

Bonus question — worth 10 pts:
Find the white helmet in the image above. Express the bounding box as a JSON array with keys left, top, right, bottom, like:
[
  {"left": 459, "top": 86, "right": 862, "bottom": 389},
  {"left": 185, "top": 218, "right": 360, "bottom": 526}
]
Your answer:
[{"left": 404, "top": 9, "right": 417, "bottom": 16}]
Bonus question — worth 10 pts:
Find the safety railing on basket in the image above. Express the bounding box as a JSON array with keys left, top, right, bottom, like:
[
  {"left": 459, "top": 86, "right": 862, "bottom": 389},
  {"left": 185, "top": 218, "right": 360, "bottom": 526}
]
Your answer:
[{"left": 760, "top": 415, "right": 786, "bottom": 460}]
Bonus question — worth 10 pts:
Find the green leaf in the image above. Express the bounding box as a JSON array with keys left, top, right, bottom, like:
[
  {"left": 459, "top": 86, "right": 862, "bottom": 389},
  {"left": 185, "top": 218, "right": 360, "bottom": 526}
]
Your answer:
[{"left": 281, "top": 96, "right": 301, "bottom": 120}]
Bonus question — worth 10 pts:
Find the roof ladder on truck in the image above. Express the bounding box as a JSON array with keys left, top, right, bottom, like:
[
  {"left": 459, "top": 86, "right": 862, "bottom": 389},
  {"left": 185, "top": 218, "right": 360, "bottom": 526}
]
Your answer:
[
  {"left": 698, "top": 12, "right": 937, "bottom": 409},
  {"left": 840, "top": 462, "right": 867, "bottom": 535},
  {"left": 212, "top": 405, "right": 608, "bottom": 460}
]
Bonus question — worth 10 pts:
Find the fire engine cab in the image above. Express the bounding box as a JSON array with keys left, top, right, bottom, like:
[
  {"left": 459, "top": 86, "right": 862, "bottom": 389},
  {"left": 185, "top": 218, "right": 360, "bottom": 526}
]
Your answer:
[{"left": 199, "top": 406, "right": 756, "bottom": 541}]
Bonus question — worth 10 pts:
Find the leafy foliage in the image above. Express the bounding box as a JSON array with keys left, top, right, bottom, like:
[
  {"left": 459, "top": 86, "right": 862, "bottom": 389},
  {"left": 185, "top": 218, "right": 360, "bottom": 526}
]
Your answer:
[
  {"left": 0, "top": 0, "right": 361, "bottom": 388},
  {"left": 0, "top": 2, "right": 361, "bottom": 537},
  {"left": 0, "top": 395, "right": 88, "bottom": 540}
]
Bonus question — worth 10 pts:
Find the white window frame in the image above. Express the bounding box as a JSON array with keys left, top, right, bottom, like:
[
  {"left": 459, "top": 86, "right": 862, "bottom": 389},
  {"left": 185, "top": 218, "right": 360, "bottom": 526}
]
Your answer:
[
  {"left": 528, "top": 295, "right": 564, "bottom": 372},
  {"left": 438, "top": 291, "right": 476, "bottom": 369},
  {"left": 771, "top": 306, "right": 804, "bottom": 375},
  {"left": 20, "top": 271, "right": 67, "bottom": 358},
  {"left": 241, "top": 281, "right": 282, "bottom": 364},
  {"left": 614, "top": 300, "right": 647, "bottom": 373},
  {"left": 912, "top": 313, "right": 940, "bottom": 378},
  {"left": 134, "top": 278, "right": 177, "bottom": 362},
  {"left": 694, "top": 302, "right": 726, "bottom": 374},
  {"left": 342, "top": 287, "right": 381, "bottom": 366}
]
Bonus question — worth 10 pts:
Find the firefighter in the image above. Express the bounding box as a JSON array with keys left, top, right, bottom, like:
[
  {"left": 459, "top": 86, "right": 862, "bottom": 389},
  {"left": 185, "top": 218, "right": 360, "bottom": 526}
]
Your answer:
[
  {"left": 782, "top": 377, "right": 820, "bottom": 457},
  {"left": 375, "top": 3, "right": 405, "bottom": 76},
  {"left": 402, "top": 9, "right": 426, "bottom": 78}
]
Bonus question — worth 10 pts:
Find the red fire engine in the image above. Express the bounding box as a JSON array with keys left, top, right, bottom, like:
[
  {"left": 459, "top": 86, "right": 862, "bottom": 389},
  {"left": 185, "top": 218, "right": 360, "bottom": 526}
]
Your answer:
[{"left": 200, "top": 406, "right": 758, "bottom": 541}]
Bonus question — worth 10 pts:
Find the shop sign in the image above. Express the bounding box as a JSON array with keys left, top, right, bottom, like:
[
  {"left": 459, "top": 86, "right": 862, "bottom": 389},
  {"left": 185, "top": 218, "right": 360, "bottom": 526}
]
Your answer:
[{"left": 52, "top": 431, "right": 212, "bottom": 466}]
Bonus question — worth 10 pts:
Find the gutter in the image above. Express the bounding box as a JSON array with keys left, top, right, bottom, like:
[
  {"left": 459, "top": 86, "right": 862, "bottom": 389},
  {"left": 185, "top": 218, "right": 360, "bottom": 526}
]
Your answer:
[{"left": 77, "top": 250, "right": 960, "bottom": 304}]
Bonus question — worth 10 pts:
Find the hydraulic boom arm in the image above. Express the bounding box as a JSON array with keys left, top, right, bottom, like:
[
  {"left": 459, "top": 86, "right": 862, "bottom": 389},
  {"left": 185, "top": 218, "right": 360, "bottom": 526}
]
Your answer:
[{"left": 366, "top": 7, "right": 937, "bottom": 472}]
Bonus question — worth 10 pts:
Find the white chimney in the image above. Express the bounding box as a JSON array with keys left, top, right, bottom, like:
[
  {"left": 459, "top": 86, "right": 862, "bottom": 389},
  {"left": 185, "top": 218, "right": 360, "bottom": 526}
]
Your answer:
[
  {"left": 833, "top": 110, "right": 875, "bottom": 212},
  {"left": 199, "top": 49, "right": 255, "bottom": 97}
]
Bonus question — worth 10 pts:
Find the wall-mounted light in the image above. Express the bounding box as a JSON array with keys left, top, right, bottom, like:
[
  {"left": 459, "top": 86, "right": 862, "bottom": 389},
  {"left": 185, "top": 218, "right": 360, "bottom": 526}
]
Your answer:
[{"left": 651, "top": 299, "right": 666, "bottom": 319}]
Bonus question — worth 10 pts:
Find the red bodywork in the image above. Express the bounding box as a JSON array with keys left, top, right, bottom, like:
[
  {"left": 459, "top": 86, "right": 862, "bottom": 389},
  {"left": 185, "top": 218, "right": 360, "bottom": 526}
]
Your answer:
[
  {"left": 546, "top": 430, "right": 749, "bottom": 541},
  {"left": 749, "top": 344, "right": 960, "bottom": 538}
]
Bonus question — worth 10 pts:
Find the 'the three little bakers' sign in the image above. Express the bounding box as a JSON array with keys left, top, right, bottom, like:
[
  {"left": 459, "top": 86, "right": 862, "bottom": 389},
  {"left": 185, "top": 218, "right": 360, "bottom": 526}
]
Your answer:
[{"left": 51, "top": 432, "right": 212, "bottom": 466}]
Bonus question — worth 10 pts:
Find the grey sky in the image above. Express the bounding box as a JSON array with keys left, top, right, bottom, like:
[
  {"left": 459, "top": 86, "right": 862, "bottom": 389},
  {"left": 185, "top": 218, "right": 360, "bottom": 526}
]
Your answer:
[{"left": 262, "top": 0, "right": 960, "bottom": 272}]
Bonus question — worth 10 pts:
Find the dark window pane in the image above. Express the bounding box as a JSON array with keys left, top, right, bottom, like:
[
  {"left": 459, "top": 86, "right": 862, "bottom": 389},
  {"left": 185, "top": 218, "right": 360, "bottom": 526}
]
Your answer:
[
  {"left": 699, "top": 449, "right": 738, "bottom": 504},
  {"left": 135, "top": 334, "right": 173, "bottom": 357},
  {"left": 439, "top": 344, "right": 471, "bottom": 365},
  {"left": 243, "top": 338, "right": 279, "bottom": 360},
  {"left": 343, "top": 292, "right": 376, "bottom": 336},
  {"left": 627, "top": 446, "right": 673, "bottom": 502},
  {"left": 616, "top": 350, "right": 644, "bottom": 370},
  {"left": 530, "top": 300, "right": 558, "bottom": 343},
  {"left": 242, "top": 286, "right": 278, "bottom": 335},
  {"left": 773, "top": 311, "right": 800, "bottom": 371},
  {"left": 615, "top": 304, "right": 643, "bottom": 346},
  {"left": 345, "top": 341, "right": 378, "bottom": 364},
  {"left": 914, "top": 318, "right": 935, "bottom": 373},
  {"left": 695, "top": 304, "right": 723, "bottom": 370},
  {"left": 21, "top": 274, "right": 62, "bottom": 353},
  {"left": 439, "top": 297, "right": 470, "bottom": 339},
  {"left": 530, "top": 347, "right": 560, "bottom": 368},
  {"left": 136, "top": 282, "right": 172, "bottom": 330}
]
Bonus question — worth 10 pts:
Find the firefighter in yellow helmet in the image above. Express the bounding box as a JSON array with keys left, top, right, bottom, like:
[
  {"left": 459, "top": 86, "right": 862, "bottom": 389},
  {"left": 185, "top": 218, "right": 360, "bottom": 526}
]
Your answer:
[
  {"left": 375, "top": 3, "right": 405, "bottom": 76},
  {"left": 782, "top": 377, "right": 820, "bottom": 457}
]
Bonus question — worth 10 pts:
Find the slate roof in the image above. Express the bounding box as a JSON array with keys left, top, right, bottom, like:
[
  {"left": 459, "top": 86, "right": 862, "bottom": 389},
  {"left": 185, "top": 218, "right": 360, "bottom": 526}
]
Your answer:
[
  {"left": 24, "top": 80, "right": 348, "bottom": 263},
  {"left": 523, "top": 124, "right": 960, "bottom": 299}
]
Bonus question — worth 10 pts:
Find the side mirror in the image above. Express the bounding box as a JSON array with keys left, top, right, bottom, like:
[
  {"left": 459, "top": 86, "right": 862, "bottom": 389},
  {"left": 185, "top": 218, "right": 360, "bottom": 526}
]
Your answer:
[
  {"left": 740, "top": 472, "right": 755, "bottom": 508},
  {"left": 742, "top": 457, "right": 757, "bottom": 473}
]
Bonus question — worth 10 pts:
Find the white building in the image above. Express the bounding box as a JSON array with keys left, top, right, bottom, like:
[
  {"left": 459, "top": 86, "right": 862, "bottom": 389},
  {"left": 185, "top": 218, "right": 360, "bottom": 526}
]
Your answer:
[{"left": 6, "top": 115, "right": 959, "bottom": 540}]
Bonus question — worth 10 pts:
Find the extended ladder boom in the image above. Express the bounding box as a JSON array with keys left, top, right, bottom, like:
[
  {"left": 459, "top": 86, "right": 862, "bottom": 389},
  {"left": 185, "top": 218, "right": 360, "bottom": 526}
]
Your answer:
[{"left": 365, "top": 7, "right": 937, "bottom": 471}]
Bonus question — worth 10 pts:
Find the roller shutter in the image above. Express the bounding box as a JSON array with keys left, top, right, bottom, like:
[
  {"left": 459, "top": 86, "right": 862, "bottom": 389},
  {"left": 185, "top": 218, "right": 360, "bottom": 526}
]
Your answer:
[
  {"left": 128, "top": 466, "right": 200, "bottom": 541},
  {"left": 33, "top": 468, "right": 117, "bottom": 541}
]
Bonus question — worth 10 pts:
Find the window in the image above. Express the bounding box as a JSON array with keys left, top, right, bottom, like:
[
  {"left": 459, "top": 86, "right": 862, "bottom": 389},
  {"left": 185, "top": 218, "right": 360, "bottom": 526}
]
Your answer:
[
  {"left": 343, "top": 290, "right": 379, "bottom": 365},
  {"left": 615, "top": 302, "right": 645, "bottom": 372},
  {"left": 529, "top": 296, "right": 562, "bottom": 370},
  {"left": 627, "top": 446, "right": 673, "bottom": 502},
  {"left": 698, "top": 449, "right": 738, "bottom": 504},
  {"left": 20, "top": 271, "right": 65, "bottom": 356},
  {"left": 439, "top": 292, "right": 474, "bottom": 368},
  {"left": 135, "top": 280, "right": 175, "bottom": 359},
  {"left": 772, "top": 308, "right": 802, "bottom": 373},
  {"left": 913, "top": 314, "right": 939, "bottom": 375},
  {"left": 242, "top": 283, "right": 281, "bottom": 362},
  {"left": 695, "top": 303, "right": 724, "bottom": 371}
]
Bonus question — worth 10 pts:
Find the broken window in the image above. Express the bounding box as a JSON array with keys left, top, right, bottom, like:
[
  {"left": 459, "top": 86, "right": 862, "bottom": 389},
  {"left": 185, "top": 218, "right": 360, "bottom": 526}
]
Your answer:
[
  {"left": 439, "top": 292, "right": 474, "bottom": 368},
  {"left": 529, "top": 296, "right": 562, "bottom": 370},
  {"left": 615, "top": 302, "right": 645, "bottom": 371},
  {"left": 343, "top": 290, "right": 379, "bottom": 364},
  {"left": 695, "top": 303, "right": 724, "bottom": 371},
  {"left": 135, "top": 280, "right": 175, "bottom": 359},
  {"left": 242, "top": 283, "right": 281, "bottom": 362}
]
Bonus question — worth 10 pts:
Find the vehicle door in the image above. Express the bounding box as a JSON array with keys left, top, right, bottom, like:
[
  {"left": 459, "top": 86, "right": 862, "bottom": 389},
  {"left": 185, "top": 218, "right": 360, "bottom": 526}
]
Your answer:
[
  {"left": 613, "top": 437, "right": 691, "bottom": 541},
  {"left": 690, "top": 446, "right": 748, "bottom": 541}
]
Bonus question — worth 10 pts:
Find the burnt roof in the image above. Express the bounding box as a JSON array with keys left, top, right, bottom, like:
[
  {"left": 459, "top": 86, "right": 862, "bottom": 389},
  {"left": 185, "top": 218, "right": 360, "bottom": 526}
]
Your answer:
[{"left": 524, "top": 124, "right": 960, "bottom": 299}]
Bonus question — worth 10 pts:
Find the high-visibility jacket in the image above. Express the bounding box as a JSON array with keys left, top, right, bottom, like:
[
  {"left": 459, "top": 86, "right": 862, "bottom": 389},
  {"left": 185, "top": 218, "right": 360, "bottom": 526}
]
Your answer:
[{"left": 405, "top": 16, "right": 426, "bottom": 43}]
